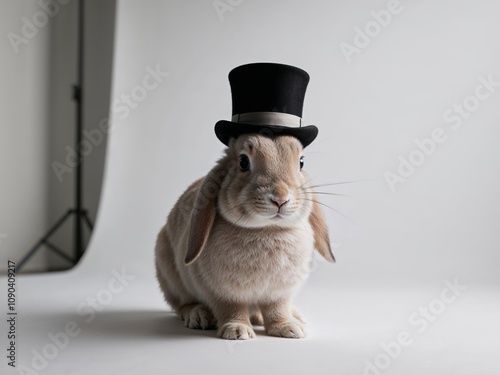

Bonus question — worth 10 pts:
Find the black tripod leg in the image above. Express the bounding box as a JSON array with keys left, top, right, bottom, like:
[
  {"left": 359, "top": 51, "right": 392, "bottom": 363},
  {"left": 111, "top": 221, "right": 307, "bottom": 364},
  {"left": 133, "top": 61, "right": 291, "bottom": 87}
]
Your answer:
[
  {"left": 82, "top": 210, "right": 94, "bottom": 230},
  {"left": 17, "top": 210, "right": 74, "bottom": 271}
]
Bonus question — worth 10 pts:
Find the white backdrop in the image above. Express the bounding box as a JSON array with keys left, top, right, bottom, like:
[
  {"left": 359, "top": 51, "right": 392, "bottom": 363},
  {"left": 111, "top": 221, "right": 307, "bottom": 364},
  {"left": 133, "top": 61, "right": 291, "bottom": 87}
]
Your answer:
[
  {"left": 3, "top": 1, "right": 500, "bottom": 374},
  {"left": 84, "top": 0, "right": 500, "bottom": 286}
]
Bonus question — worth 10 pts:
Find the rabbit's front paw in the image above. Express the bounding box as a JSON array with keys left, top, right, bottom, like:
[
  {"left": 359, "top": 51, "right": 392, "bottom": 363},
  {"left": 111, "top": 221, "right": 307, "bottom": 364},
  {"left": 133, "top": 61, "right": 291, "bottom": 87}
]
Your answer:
[
  {"left": 292, "top": 307, "right": 306, "bottom": 324},
  {"left": 218, "top": 322, "right": 256, "bottom": 340},
  {"left": 266, "top": 322, "right": 307, "bottom": 339},
  {"left": 183, "top": 304, "right": 216, "bottom": 330}
]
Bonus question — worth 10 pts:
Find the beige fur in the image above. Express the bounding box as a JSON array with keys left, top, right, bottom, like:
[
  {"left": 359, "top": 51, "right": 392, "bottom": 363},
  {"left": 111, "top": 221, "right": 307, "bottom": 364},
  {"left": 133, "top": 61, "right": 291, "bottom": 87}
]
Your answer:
[{"left": 155, "top": 134, "right": 334, "bottom": 340}]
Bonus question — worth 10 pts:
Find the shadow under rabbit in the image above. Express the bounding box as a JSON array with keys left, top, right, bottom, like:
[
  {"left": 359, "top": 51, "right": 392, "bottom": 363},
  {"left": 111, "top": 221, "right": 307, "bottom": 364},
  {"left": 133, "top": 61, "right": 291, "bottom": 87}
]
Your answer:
[{"left": 21, "top": 308, "right": 272, "bottom": 341}]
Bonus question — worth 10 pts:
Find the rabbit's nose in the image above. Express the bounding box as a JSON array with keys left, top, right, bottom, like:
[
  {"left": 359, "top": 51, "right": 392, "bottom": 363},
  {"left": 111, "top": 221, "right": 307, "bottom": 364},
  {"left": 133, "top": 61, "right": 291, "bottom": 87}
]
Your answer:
[{"left": 270, "top": 198, "right": 289, "bottom": 209}]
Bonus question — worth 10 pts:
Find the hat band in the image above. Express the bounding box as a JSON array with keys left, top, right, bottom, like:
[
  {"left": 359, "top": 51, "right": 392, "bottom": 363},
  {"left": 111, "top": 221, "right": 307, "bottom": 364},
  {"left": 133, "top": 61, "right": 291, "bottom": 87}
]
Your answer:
[{"left": 232, "top": 112, "right": 302, "bottom": 127}]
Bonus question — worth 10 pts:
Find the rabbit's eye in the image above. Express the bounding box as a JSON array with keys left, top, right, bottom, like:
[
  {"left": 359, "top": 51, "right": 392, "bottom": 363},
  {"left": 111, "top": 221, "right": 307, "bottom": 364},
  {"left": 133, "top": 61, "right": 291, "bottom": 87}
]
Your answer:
[
  {"left": 239, "top": 154, "right": 250, "bottom": 171},
  {"left": 300, "top": 156, "right": 304, "bottom": 170}
]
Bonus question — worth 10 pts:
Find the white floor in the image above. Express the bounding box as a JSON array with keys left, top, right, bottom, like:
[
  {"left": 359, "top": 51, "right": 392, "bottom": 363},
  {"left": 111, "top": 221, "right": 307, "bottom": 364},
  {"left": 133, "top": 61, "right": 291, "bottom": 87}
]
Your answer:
[{"left": 3, "top": 269, "right": 499, "bottom": 375}]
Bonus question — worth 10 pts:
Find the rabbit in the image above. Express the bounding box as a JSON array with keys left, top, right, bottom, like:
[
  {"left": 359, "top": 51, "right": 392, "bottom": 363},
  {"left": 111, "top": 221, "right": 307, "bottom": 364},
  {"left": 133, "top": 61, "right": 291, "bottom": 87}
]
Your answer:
[{"left": 155, "top": 133, "right": 335, "bottom": 340}]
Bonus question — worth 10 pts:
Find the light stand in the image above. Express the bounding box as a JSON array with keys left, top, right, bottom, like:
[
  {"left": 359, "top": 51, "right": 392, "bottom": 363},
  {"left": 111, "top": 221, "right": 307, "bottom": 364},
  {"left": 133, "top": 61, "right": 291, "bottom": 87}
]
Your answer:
[{"left": 18, "top": 0, "right": 93, "bottom": 271}]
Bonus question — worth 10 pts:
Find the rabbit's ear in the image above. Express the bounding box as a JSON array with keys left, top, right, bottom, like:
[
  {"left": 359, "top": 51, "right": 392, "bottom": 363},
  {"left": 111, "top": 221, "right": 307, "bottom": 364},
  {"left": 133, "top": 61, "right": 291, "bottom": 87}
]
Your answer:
[
  {"left": 185, "top": 162, "right": 227, "bottom": 265},
  {"left": 309, "top": 196, "right": 335, "bottom": 263}
]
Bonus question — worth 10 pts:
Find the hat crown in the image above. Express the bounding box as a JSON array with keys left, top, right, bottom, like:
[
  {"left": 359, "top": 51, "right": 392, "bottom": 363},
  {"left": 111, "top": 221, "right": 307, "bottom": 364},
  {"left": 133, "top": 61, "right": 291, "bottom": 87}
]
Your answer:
[
  {"left": 214, "top": 62, "right": 318, "bottom": 148},
  {"left": 229, "top": 63, "right": 309, "bottom": 118}
]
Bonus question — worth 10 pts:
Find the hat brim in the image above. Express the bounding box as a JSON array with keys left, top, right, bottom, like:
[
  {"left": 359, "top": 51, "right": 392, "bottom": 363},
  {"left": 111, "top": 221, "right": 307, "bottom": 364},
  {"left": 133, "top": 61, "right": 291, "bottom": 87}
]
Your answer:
[{"left": 214, "top": 121, "right": 318, "bottom": 148}]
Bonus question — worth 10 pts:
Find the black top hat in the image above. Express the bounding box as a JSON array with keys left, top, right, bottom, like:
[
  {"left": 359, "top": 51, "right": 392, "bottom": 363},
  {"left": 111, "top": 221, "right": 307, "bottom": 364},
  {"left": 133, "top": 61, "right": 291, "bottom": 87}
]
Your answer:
[{"left": 214, "top": 63, "right": 318, "bottom": 148}]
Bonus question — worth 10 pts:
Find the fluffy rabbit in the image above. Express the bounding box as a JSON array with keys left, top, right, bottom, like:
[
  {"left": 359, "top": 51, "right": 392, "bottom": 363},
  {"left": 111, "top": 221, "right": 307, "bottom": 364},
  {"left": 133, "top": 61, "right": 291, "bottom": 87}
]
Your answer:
[{"left": 155, "top": 133, "right": 334, "bottom": 340}]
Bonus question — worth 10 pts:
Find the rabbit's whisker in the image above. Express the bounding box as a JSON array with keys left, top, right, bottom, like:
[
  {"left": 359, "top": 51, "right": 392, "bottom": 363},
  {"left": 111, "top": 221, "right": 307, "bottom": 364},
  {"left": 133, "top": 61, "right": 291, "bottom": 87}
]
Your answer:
[
  {"left": 233, "top": 213, "right": 246, "bottom": 227},
  {"left": 243, "top": 210, "right": 257, "bottom": 228},
  {"left": 308, "top": 179, "right": 375, "bottom": 189},
  {"left": 225, "top": 202, "right": 249, "bottom": 214},
  {"left": 233, "top": 207, "right": 254, "bottom": 227},
  {"left": 301, "top": 191, "right": 348, "bottom": 197},
  {"left": 299, "top": 176, "right": 314, "bottom": 189},
  {"left": 302, "top": 198, "right": 356, "bottom": 225},
  {"left": 296, "top": 205, "right": 310, "bottom": 233}
]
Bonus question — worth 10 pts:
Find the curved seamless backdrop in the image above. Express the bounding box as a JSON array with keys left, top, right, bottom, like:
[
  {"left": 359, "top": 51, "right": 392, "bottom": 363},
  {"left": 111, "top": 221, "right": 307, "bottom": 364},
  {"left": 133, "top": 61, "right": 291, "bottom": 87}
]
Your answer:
[{"left": 79, "top": 0, "right": 500, "bottom": 287}]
